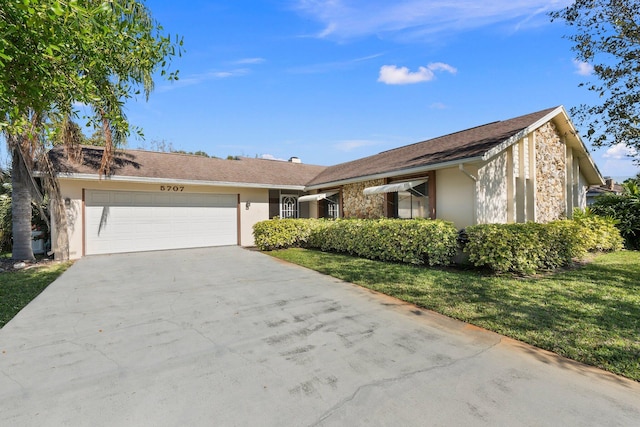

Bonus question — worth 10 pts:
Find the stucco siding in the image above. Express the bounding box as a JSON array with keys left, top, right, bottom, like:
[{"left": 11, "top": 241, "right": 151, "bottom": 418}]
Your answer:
[
  {"left": 55, "top": 179, "right": 269, "bottom": 259},
  {"left": 477, "top": 153, "right": 508, "bottom": 224},
  {"left": 435, "top": 167, "right": 475, "bottom": 229}
]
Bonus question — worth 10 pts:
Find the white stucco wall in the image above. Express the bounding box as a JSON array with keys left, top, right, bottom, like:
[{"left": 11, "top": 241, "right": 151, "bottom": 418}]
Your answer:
[
  {"left": 435, "top": 166, "right": 475, "bottom": 229},
  {"left": 477, "top": 152, "right": 508, "bottom": 224},
  {"left": 54, "top": 178, "right": 271, "bottom": 259}
]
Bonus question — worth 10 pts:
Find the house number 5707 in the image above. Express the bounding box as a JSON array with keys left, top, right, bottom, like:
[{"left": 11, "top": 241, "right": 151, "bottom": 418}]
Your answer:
[{"left": 160, "top": 185, "right": 184, "bottom": 192}]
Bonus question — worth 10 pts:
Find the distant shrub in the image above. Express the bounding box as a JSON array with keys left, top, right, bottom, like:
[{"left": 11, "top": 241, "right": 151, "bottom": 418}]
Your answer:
[{"left": 589, "top": 193, "right": 640, "bottom": 250}]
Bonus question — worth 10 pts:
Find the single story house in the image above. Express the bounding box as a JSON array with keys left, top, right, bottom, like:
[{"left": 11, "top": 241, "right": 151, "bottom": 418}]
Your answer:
[{"left": 48, "top": 105, "right": 603, "bottom": 259}]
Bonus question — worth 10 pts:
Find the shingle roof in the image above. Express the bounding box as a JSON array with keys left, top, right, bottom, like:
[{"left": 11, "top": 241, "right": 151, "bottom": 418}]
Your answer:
[
  {"left": 48, "top": 146, "right": 327, "bottom": 188},
  {"left": 306, "top": 107, "right": 558, "bottom": 187},
  {"left": 49, "top": 107, "right": 563, "bottom": 189}
]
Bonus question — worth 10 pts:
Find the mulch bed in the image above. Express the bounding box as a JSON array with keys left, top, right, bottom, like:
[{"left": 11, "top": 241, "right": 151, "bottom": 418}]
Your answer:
[{"left": 0, "top": 257, "right": 57, "bottom": 273}]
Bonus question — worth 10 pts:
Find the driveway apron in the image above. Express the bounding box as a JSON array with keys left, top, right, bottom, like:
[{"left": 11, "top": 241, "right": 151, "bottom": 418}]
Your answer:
[{"left": 0, "top": 246, "right": 638, "bottom": 426}]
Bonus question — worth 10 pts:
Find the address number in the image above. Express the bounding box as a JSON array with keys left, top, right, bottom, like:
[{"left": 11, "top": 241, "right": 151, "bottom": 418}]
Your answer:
[{"left": 160, "top": 185, "right": 185, "bottom": 192}]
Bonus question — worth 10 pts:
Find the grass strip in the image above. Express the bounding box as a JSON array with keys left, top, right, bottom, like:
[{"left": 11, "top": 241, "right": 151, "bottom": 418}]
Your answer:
[
  {"left": 0, "top": 262, "right": 71, "bottom": 328},
  {"left": 269, "top": 248, "right": 640, "bottom": 381}
]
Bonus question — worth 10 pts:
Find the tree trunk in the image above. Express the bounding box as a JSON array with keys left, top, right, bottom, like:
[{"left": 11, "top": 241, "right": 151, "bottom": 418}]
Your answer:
[{"left": 11, "top": 148, "right": 35, "bottom": 261}]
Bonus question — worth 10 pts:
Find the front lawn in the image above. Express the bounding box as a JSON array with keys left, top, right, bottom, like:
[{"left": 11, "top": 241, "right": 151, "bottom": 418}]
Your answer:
[
  {"left": 268, "top": 248, "right": 640, "bottom": 381},
  {"left": 0, "top": 262, "right": 71, "bottom": 328}
]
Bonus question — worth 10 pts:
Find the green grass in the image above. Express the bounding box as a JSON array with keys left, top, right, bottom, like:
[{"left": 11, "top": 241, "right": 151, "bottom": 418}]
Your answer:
[
  {"left": 268, "top": 248, "right": 640, "bottom": 381},
  {"left": 0, "top": 262, "right": 71, "bottom": 328}
]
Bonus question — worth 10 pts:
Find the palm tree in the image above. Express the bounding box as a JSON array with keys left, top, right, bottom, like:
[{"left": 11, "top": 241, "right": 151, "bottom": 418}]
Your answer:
[
  {"left": 6, "top": 114, "right": 45, "bottom": 261},
  {"left": 3, "top": 0, "right": 179, "bottom": 261}
]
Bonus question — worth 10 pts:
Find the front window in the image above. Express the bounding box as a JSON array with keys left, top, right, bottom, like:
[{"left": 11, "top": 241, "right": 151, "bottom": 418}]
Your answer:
[
  {"left": 325, "top": 193, "right": 340, "bottom": 219},
  {"left": 280, "top": 195, "right": 298, "bottom": 218},
  {"left": 396, "top": 182, "right": 428, "bottom": 219}
]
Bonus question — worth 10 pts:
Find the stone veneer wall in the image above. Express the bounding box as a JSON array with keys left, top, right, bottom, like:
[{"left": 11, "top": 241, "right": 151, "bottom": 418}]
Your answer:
[
  {"left": 535, "top": 121, "right": 566, "bottom": 222},
  {"left": 342, "top": 179, "right": 386, "bottom": 218}
]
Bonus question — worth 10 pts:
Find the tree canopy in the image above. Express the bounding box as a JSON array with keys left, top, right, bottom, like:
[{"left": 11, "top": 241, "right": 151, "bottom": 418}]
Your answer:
[
  {"left": 1, "top": 0, "right": 181, "bottom": 260},
  {"left": 551, "top": 0, "right": 640, "bottom": 161},
  {"left": 1, "top": 1, "right": 181, "bottom": 136}
]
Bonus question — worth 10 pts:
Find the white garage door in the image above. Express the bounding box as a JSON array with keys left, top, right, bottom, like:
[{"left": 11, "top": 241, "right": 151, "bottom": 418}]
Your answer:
[{"left": 85, "top": 190, "right": 238, "bottom": 255}]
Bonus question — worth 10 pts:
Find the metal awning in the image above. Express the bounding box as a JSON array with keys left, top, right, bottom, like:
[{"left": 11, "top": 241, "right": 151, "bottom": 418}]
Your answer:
[
  {"left": 363, "top": 179, "right": 427, "bottom": 195},
  {"left": 298, "top": 191, "right": 339, "bottom": 203}
]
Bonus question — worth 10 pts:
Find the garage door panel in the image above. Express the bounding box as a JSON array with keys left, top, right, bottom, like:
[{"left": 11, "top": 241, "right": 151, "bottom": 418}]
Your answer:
[{"left": 85, "top": 190, "right": 237, "bottom": 255}]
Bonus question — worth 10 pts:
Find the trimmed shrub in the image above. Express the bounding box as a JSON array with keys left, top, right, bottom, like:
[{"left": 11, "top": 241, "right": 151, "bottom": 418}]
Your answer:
[
  {"left": 463, "top": 218, "right": 623, "bottom": 274},
  {"left": 537, "top": 220, "right": 586, "bottom": 269},
  {"left": 252, "top": 218, "right": 323, "bottom": 250},
  {"left": 308, "top": 218, "right": 458, "bottom": 266},
  {"left": 463, "top": 223, "right": 543, "bottom": 274},
  {"left": 572, "top": 209, "right": 624, "bottom": 252}
]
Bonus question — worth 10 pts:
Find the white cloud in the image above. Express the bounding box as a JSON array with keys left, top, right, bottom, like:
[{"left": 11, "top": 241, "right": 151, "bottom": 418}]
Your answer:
[
  {"left": 378, "top": 62, "right": 456, "bottom": 85},
  {"left": 260, "top": 154, "right": 287, "bottom": 161},
  {"left": 158, "top": 69, "right": 250, "bottom": 92},
  {"left": 429, "top": 102, "right": 448, "bottom": 110},
  {"left": 333, "top": 139, "right": 380, "bottom": 152},
  {"left": 573, "top": 59, "right": 594, "bottom": 76},
  {"left": 233, "top": 58, "right": 266, "bottom": 65},
  {"left": 292, "top": 0, "right": 573, "bottom": 41},
  {"left": 427, "top": 62, "right": 458, "bottom": 74},
  {"left": 603, "top": 143, "right": 637, "bottom": 160},
  {"left": 288, "top": 53, "right": 384, "bottom": 74}
]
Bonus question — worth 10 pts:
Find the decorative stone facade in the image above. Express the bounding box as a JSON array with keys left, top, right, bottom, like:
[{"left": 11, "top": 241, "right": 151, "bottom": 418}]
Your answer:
[
  {"left": 342, "top": 179, "right": 386, "bottom": 218},
  {"left": 535, "top": 121, "right": 566, "bottom": 222}
]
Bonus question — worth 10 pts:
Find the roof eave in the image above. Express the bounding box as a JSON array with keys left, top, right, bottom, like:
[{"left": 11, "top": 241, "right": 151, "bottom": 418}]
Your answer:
[
  {"left": 482, "top": 106, "right": 566, "bottom": 162},
  {"left": 52, "top": 173, "right": 307, "bottom": 191},
  {"left": 552, "top": 109, "right": 605, "bottom": 186},
  {"left": 305, "top": 155, "right": 484, "bottom": 190},
  {"left": 481, "top": 105, "right": 604, "bottom": 186}
]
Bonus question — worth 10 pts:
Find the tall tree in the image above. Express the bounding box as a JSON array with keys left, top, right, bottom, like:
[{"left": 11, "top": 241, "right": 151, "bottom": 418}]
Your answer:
[
  {"left": 550, "top": 1, "right": 640, "bottom": 160},
  {"left": 1, "top": 1, "right": 181, "bottom": 260}
]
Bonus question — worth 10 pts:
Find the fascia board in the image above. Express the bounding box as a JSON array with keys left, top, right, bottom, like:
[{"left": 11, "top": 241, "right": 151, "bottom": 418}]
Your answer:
[
  {"left": 305, "top": 156, "right": 484, "bottom": 191},
  {"left": 482, "top": 106, "right": 565, "bottom": 161},
  {"left": 554, "top": 107, "right": 605, "bottom": 185},
  {"left": 52, "top": 173, "right": 307, "bottom": 191}
]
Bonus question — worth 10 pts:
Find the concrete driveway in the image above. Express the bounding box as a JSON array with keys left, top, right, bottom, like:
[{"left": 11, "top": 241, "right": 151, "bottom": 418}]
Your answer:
[{"left": 1, "top": 247, "right": 638, "bottom": 426}]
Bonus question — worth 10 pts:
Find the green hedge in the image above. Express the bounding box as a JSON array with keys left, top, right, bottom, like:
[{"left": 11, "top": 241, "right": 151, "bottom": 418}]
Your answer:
[
  {"left": 308, "top": 218, "right": 458, "bottom": 266},
  {"left": 463, "top": 218, "right": 622, "bottom": 274},
  {"left": 253, "top": 218, "right": 458, "bottom": 266},
  {"left": 572, "top": 209, "right": 625, "bottom": 252},
  {"left": 252, "top": 218, "right": 323, "bottom": 250},
  {"left": 254, "top": 216, "right": 622, "bottom": 274}
]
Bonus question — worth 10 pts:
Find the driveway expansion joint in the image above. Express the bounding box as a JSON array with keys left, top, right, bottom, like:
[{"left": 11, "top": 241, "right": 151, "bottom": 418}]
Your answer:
[{"left": 310, "top": 337, "right": 503, "bottom": 426}]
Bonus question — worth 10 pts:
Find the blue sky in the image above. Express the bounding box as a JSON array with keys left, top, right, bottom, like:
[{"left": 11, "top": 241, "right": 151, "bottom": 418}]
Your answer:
[{"left": 8, "top": 0, "right": 640, "bottom": 180}]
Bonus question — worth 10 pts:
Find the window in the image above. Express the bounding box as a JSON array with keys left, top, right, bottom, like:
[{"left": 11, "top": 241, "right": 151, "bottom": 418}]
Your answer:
[
  {"left": 324, "top": 192, "right": 340, "bottom": 219},
  {"left": 395, "top": 182, "right": 428, "bottom": 219},
  {"left": 280, "top": 195, "right": 298, "bottom": 218}
]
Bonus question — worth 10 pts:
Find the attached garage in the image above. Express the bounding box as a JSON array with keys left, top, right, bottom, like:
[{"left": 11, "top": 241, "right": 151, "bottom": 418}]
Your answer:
[
  {"left": 48, "top": 146, "right": 328, "bottom": 260},
  {"left": 84, "top": 190, "right": 238, "bottom": 255}
]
